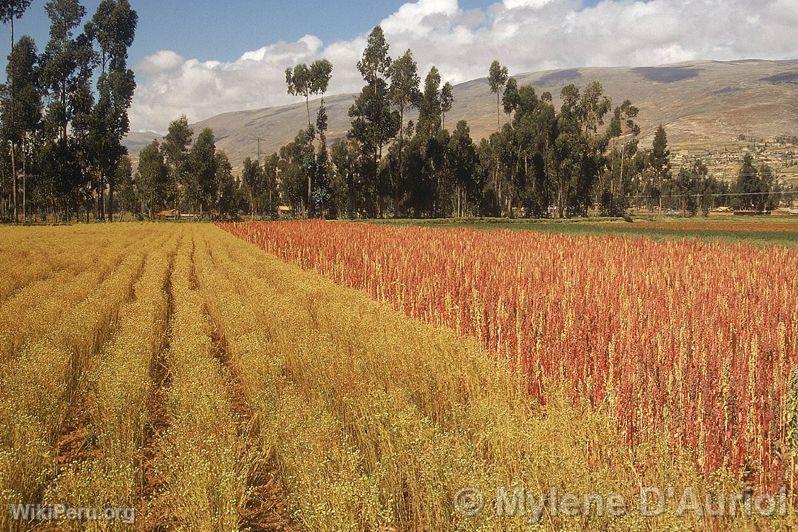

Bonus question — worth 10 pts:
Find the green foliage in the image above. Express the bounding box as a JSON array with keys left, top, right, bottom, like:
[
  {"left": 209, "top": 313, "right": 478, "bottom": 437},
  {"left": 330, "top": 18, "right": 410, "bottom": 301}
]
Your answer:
[
  {"left": 348, "top": 27, "right": 400, "bottom": 217},
  {"left": 488, "top": 60, "right": 509, "bottom": 129},
  {"left": 732, "top": 154, "right": 781, "bottom": 212},
  {"left": 137, "top": 140, "right": 167, "bottom": 217},
  {"left": 0, "top": 0, "right": 33, "bottom": 24}
]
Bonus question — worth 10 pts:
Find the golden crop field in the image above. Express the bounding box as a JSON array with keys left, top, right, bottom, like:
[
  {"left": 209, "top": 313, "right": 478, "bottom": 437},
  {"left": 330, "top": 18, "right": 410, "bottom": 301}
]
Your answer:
[{"left": 1, "top": 222, "right": 796, "bottom": 530}]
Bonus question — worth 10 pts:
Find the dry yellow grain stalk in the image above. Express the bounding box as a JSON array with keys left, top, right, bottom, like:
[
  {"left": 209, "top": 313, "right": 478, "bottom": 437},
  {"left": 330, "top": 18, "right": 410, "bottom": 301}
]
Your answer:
[
  {"left": 44, "top": 231, "right": 180, "bottom": 527},
  {"left": 0, "top": 230, "right": 162, "bottom": 362},
  {"left": 194, "top": 228, "right": 388, "bottom": 530},
  {"left": 0, "top": 233, "right": 162, "bottom": 528},
  {"left": 144, "top": 228, "right": 246, "bottom": 530}
]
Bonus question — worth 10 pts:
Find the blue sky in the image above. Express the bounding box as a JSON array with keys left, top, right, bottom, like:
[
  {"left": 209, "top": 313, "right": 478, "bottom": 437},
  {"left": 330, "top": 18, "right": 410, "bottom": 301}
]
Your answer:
[
  {"left": 0, "top": 0, "right": 605, "bottom": 68},
  {"left": 1, "top": 0, "right": 500, "bottom": 65}
]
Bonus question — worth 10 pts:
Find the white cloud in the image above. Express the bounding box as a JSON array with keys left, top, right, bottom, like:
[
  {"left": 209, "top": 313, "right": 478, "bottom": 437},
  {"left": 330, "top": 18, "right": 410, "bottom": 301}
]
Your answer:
[{"left": 130, "top": 0, "right": 798, "bottom": 132}]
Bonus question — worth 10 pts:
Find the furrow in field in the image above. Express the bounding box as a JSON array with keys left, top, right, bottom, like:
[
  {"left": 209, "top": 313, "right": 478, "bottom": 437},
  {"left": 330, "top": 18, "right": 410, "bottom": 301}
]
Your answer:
[
  {"left": 196, "top": 231, "right": 296, "bottom": 530},
  {"left": 0, "top": 230, "right": 165, "bottom": 363},
  {"left": 207, "top": 225, "right": 732, "bottom": 530},
  {"left": 199, "top": 227, "right": 522, "bottom": 529},
  {"left": 139, "top": 232, "right": 177, "bottom": 509},
  {"left": 142, "top": 228, "right": 247, "bottom": 530},
  {"left": 0, "top": 235, "right": 159, "bottom": 529},
  {"left": 194, "top": 228, "right": 382, "bottom": 530},
  {"left": 42, "top": 231, "right": 180, "bottom": 531},
  {"left": 207, "top": 312, "right": 296, "bottom": 531}
]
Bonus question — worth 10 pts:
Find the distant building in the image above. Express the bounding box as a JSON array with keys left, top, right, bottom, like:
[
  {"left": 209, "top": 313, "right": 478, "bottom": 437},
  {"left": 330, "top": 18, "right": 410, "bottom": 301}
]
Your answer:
[{"left": 155, "top": 209, "right": 179, "bottom": 220}]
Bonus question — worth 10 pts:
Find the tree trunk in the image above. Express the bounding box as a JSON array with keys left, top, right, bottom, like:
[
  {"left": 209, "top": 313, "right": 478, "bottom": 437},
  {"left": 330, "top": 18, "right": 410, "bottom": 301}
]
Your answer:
[
  {"left": 496, "top": 94, "right": 500, "bottom": 130},
  {"left": 9, "top": 16, "right": 16, "bottom": 224},
  {"left": 307, "top": 173, "right": 312, "bottom": 218},
  {"left": 396, "top": 105, "right": 404, "bottom": 217},
  {"left": 21, "top": 145, "right": 26, "bottom": 222},
  {"left": 109, "top": 179, "right": 114, "bottom": 222},
  {"left": 9, "top": 143, "right": 17, "bottom": 224}
]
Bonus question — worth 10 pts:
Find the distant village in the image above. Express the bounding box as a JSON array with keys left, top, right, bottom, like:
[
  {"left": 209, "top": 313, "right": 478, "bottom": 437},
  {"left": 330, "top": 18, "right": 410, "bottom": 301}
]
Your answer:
[{"left": 671, "top": 135, "right": 798, "bottom": 190}]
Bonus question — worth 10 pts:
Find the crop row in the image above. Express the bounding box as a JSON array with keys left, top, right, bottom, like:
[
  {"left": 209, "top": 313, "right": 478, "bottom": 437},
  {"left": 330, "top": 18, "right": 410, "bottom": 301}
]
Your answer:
[
  {"left": 222, "top": 220, "right": 798, "bottom": 493},
  {"left": 205, "top": 224, "right": 756, "bottom": 529},
  {"left": 0, "top": 229, "right": 169, "bottom": 529}
]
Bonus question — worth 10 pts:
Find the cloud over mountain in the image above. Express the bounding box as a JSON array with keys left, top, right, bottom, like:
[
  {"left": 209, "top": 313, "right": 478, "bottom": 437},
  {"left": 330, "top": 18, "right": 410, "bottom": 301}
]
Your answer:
[{"left": 130, "top": 0, "right": 798, "bottom": 132}]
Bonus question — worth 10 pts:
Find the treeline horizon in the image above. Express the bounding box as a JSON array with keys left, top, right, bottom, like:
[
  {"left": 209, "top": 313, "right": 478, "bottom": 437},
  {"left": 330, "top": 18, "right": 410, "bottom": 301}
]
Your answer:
[{"left": 0, "top": 11, "right": 788, "bottom": 223}]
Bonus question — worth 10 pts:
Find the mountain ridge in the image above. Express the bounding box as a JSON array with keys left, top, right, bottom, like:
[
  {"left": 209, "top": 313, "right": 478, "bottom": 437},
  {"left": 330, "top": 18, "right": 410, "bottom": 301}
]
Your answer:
[{"left": 125, "top": 59, "right": 798, "bottom": 166}]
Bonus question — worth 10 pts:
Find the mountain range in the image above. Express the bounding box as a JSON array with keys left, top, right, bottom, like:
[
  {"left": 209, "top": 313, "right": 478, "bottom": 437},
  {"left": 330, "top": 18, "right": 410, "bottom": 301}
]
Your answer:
[{"left": 124, "top": 59, "right": 798, "bottom": 166}]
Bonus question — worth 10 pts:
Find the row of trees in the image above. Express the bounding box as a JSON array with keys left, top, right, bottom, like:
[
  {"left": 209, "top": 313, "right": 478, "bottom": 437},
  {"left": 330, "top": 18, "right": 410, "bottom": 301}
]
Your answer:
[
  {"left": 0, "top": 0, "right": 138, "bottom": 222},
  {"left": 118, "top": 117, "right": 243, "bottom": 219},
  {"left": 2, "top": 10, "right": 785, "bottom": 222},
  {"left": 245, "top": 26, "right": 786, "bottom": 220}
]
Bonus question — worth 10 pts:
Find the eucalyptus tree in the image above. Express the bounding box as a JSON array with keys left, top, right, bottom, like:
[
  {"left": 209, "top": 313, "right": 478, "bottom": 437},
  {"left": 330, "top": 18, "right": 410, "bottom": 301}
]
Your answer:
[
  {"left": 0, "top": 35, "right": 40, "bottom": 222},
  {"left": 349, "top": 26, "right": 398, "bottom": 216},
  {"left": 285, "top": 63, "right": 312, "bottom": 128},
  {"left": 137, "top": 139, "right": 167, "bottom": 218},
  {"left": 1, "top": 1, "right": 33, "bottom": 213},
  {"left": 417, "top": 66, "right": 442, "bottom": 137},
  {"left": 488, "top": 60, "right": 508, "bottom": 130},
  {"left": 286, "top": 59, "right": 332, "bottom": 129},
  {"left": 552, "top": 82, "right": 611, "bottom": 217},
  {"left": 440, "top": 81, "right": 453, "bottom": 130},
  {"left": 387, "top": 49, "right": 420, "bottom": 214},
  {"left": 600, "top": 99, "right": 640, "bottom": 215},
  {"left": 188, "top": 128, "right": 217, "bottom": 216},
  {"left": 0, "top": 0, "right": 33, "bottom": 53},
  {"left": 88, "top": 0, "right": 138, "bottom": 220},
  {"left": 241, "top": 157, "right": 263, "bottom": 217},
  {"left": 161, "top": 115, "right": 193, "bottom": 209}
]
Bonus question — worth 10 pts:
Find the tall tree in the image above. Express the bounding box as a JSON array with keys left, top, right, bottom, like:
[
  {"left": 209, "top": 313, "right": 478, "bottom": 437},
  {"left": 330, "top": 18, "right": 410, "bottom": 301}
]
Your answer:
[
  {"left": 387, "top": 49, "right": 420, "bottom": 215},
  {"left": 502, "top": 77, "right": 520, "bottom": 117},
  {"left": 241, "top": 156, "right": 262, "bottom": 218},
  {"left": 214, "top": 150, "right": 236, "bottom": 217},
  {"left": 285, "top": 63, "right": 312, "bottom": 128},
  {"left": 488, "top": 60, "right": 508, "bottom": 130},
  {"left": 349, "top": 26, "right": 398, "bottom": 216},
  {"left": 88, "top": 0, "right": 137, "bottom": 221},
  {"left": 448, "top": 120, "right": 479, "bottom": 217},
  {"left": 551, "top": 82, "right": 610, "bottom": 217},
  {"left": 1, "top": 35, "right": 40, "bottom": 222},
  {"left": 188, "top": 128, "right": 217, "bottom": 215},
  {"left": 310, "top": 59, "right": 333, "bottom": 104},
  {"left": 161, "top": 115, "right": 193, "bottom": 209},
  {"left": 313, "top": 101, "right": 331, "bottom": 215},
  {"left": 0, "top": 1, "right": 33, "bottom": 54},
  {"left": 440, "top": 81, "right": 453, "bottom": 129},
  {"left": 261, "top": 153, "right": 279, "bottom": 217},
  {"left": 286, "top": 58, "right": 332, "bottom": 213},
  {"left": 650, "top": 124, "right": 670, "bottom": 209},
  {"left": 418, "top": 66, "right": 442, "bottom": 136},
  {"left": 114, "top": 154, "right": 138, "bottom": 217},
  {"left": 355, "top": 25, "right": 393, "bottom": 161},
  {"left": 41, "top": 0, "right": 95, "bottom": 141},
  {"left": 137, "top": 139, "right": 167, "bottom": 219},
  {"left": 278, "top": 129, "right": 314, "bottom": 214},
  {"left": 601, "top": 99, "right": 640, "bottom": 215},
  {"left": 1, "top": 0, "right": 34, "bottom": 221}
]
